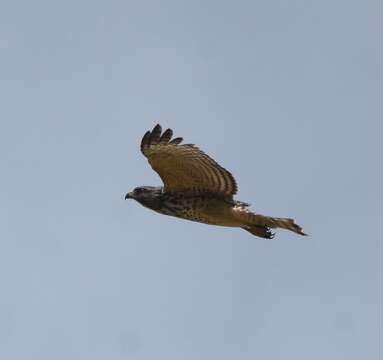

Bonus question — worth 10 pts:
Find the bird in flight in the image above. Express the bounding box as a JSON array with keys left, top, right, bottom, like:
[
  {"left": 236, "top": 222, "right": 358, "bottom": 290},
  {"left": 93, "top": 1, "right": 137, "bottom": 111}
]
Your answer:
[{"left": 125, "top": 124, "right": 306, "bottom": 239}]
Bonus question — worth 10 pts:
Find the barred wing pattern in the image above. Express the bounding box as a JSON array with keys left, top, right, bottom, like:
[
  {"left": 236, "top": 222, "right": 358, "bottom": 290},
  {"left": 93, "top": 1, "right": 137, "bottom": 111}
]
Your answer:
[{"left": 141, "top": 124, "right": 238, "bottom": 196}]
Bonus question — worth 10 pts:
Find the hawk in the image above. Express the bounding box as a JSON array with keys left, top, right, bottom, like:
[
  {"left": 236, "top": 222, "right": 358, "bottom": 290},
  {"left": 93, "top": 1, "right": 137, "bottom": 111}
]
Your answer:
[{"left": 125, "top": 124, "right": 306, "bottom": 239}]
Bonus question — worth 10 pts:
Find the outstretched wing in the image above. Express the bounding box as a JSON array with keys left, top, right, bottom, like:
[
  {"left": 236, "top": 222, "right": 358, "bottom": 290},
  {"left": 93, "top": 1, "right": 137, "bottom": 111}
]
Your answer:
[{"left": 140, "top": 124, "right": 238, "bottom": 196}]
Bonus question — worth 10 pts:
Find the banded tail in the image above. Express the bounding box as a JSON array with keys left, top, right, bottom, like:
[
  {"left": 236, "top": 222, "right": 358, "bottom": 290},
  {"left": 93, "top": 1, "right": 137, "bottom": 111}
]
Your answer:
[{"left": 241, "top": 213, "right": 307, "bottom": 239}]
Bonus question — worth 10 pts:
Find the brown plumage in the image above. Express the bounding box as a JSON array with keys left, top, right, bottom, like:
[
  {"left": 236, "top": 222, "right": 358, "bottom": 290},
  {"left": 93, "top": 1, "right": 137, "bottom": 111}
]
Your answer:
[
  {"left": 141, "top": 125, "right": 237, "bottom": 196},
  {"left": 125, "top": 124, "right": 307, "bottom": 239}
]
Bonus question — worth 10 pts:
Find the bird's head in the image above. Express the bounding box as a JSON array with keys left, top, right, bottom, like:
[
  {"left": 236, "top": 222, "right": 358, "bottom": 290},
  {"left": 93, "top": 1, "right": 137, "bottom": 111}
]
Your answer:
[{"left": 125, "top": 186, "right": 163, "bottom": 209}]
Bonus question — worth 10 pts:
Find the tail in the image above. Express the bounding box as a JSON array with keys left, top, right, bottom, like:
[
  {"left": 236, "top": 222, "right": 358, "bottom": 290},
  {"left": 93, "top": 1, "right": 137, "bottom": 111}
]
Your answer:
[{"left": 242, "top": 213, "right": 307, "bottom": 239}]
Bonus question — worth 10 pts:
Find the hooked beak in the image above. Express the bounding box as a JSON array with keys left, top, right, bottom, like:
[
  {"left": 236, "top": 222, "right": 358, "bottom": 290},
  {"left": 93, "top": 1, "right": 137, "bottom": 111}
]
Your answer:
[{"left": 125, "top": 192, "right": 133, "bottom": 200}]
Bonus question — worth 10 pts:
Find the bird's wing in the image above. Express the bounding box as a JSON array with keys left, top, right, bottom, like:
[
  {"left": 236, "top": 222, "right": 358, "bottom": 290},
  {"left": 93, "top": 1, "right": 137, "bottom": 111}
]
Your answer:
[{"left": 140, "top": 124, "right": 238, "bottom": 195}]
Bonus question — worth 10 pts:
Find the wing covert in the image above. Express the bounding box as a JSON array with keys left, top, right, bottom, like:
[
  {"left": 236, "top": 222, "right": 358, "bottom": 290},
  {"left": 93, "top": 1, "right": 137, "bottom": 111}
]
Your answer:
[{"left": 140, "top": 124, "right": 238, "bottom": 196}]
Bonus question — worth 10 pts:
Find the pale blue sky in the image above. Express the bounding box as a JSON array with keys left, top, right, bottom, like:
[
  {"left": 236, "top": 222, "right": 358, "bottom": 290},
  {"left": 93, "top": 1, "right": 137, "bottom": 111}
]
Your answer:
[{"left": 1, "top": 1, "right": 382, "bottom": 359}]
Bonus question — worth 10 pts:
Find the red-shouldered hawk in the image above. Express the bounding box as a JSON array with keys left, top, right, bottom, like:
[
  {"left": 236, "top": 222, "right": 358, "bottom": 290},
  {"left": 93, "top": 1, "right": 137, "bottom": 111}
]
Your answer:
[{"left": 125, "top": 124, "right": 306, "bottom": 239}]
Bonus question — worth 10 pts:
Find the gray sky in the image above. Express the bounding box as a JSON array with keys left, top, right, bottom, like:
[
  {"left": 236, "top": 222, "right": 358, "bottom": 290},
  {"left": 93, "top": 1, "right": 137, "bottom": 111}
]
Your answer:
[{"left": 1, "top": 1, "right": 382, "bottom": 359}]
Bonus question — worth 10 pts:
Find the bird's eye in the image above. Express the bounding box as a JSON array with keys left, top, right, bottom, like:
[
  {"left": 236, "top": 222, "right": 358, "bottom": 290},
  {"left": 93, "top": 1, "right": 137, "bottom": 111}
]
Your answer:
[{"left": 135, "top": 188, "right": 143, "bottom": 194}]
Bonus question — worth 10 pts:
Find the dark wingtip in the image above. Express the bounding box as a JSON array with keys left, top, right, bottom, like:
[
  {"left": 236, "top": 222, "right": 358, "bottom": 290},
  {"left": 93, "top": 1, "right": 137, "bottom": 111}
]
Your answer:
[
  {"left": 159, "top": 128, "right": 173, "bottom": 143},
  {"left": 149, "top": 124, "right": 162, "bottom": 145},
  {"left": 153, "top": 123, "right": 162, "bottom": 132},
  {"left": 141, "top": 124, "right": 181, "bottom": 152},
  {"left": 140, "top": 130, "right": 151, "bottom": 152},
  {"left": 169, "top": 137, "right": 183, "bottom": 145}
]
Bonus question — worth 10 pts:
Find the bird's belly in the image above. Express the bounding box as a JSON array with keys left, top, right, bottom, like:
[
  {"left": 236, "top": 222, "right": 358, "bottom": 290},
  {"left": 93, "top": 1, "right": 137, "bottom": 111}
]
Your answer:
[{"left": 157, "top": 197, "right": 241, "bottom": 227}]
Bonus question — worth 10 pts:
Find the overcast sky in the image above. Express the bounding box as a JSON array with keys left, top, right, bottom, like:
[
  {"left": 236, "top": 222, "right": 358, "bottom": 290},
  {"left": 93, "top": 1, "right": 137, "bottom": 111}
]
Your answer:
[{"left": 1, "top": 1, "right": 382, "bottom": 359}]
